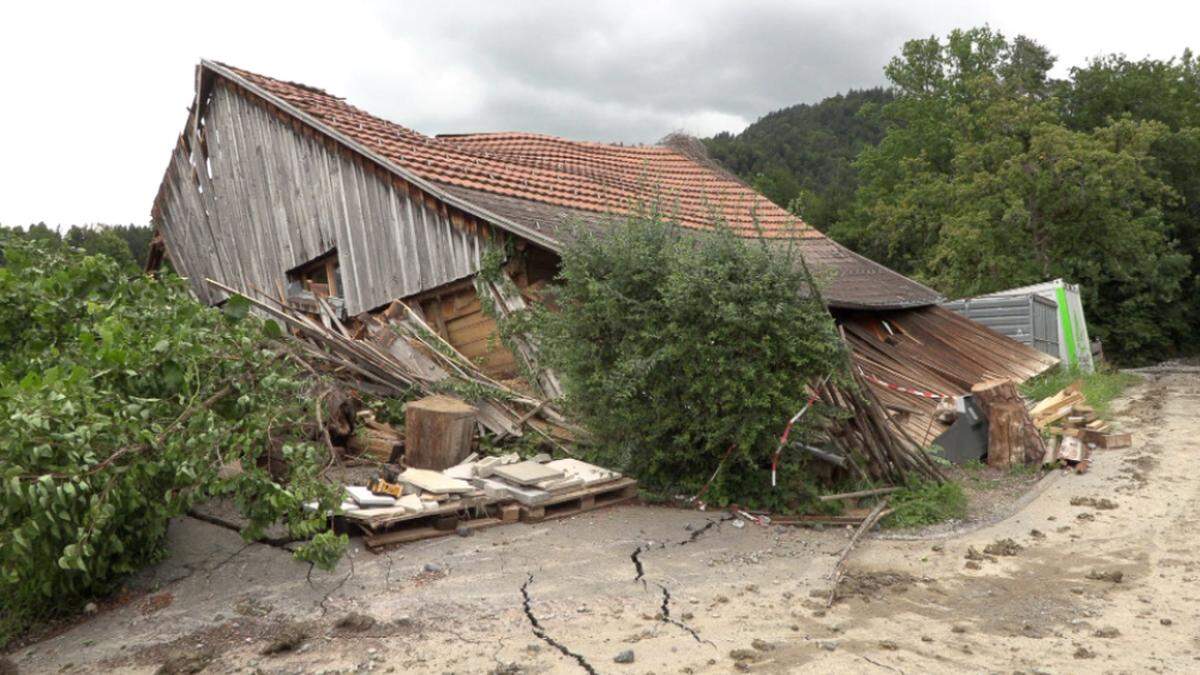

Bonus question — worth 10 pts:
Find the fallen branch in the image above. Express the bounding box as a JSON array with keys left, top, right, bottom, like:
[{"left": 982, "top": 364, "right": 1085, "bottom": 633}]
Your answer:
[
  {"left": 826, "top": 498, "right": 891, "bottom": 608},
  {"left": 818, "top": 486, "right": 900, "bottom": 502}
]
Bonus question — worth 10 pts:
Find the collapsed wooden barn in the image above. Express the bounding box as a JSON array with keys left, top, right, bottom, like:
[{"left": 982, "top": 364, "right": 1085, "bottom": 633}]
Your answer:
[{"left": 148, "top": 60, "right": 1056, "bottom": 454}]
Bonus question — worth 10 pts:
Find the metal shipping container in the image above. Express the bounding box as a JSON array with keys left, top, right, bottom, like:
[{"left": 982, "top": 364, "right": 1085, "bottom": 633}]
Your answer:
[
  {"left": 978, "top": 279, "right": 1094, "bottom": 372},
  {"left": 942, "top": 294, "right": 1060, "bottom": 358}
]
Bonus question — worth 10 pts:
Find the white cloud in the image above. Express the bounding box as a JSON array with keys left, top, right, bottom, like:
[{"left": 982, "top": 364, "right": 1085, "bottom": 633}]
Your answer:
[{"left": 0, "top": 0, "right": 1197, "bottom": 225}]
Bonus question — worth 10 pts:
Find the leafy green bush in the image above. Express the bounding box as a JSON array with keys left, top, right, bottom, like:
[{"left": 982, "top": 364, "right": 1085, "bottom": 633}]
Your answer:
[
  {"left": 883, "top": 481, "right": 967, "bottom": 529},
  {"left": 0, "top": 237, "right": 345, "bottom": 644},
  {"left": 519, "top": 214, "right": 847, "bottom": 508},
  {"left": 1020, "top": 365, "right": 1141, "bottom": 418}
]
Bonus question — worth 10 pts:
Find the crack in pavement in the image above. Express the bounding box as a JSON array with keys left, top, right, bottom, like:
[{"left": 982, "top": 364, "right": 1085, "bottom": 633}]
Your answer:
[
  {"left": 520, "top": 574, "right": 598, "bottom": 674},
  {"left": 624, "top": 516, "right": 733, "bottom": 646},
  {"left": 631, "top": 544, "right": 650, "bottom": 586},
  {"left": 657, "top": 584, "right": 710, "bottom": 645},
  {"left": 202, "top": 542, "right": 254, "bottom": 584},
  {"left": 676, "top": 514, "right": 734, "bottom": 546},
  {"left": 309, "top": 555, "right": 355, "bottom": 617}
]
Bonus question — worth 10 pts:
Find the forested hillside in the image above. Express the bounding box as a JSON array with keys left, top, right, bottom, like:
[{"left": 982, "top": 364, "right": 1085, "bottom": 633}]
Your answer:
[
  {"left": 705, "top": 89, "right": 891, "bottom": 230},
  {"left": 706, "top": 28, "right": 1200, "bottom": 364}
]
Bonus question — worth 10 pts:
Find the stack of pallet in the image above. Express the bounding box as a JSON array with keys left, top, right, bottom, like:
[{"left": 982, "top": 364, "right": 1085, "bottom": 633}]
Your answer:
[
  {"left": 339, "top": 467, "right": 504, "bottom": 548},
  {"left": 1031, "top": 383, "right": 1132, "bottom": 472},
  {"left": 454, "top": 455, "right": 637, "bottom": 523},
  {"left": 337, "top": 454, "right": 637, "bottom": 549}
]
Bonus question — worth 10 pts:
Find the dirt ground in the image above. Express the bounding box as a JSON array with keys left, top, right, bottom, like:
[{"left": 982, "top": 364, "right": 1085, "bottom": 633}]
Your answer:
[{"left": 7, "top": 370, "right": 1200, "bottom": 674}]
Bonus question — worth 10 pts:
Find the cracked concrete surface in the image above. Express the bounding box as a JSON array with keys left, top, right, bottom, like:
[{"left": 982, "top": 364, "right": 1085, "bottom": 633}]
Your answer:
[{"left": 7, "top": 372, "right": 1200, "bottom": 673}]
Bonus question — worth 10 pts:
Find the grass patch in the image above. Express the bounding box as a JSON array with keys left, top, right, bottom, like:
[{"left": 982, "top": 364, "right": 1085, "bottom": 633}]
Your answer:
[
  {"left": 883, "top": 481, "right": 967, "bottom": 529},
  {"left": 1020, "top": 365, "right": 1140, "bottom": 417}
]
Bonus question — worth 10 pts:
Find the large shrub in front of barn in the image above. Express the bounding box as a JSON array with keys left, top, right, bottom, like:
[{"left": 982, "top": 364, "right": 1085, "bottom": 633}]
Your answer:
[
  {"left": 520, "top": 213, "right": 847, "bottom": 508},
  {"left": 0, "top": 236, "right": 346, "bottom": 645}
]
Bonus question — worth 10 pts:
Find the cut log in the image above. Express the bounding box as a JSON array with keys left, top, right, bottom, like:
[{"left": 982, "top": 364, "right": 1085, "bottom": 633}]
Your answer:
[
  {"left": 404, "top": 395, "right": 477, "bottom": 470},
  {"left": 348, "top": 426, "right": 403, "bottom": 462},
  {"left": 971, "top": 379, "right": 1045, "bottom": 467}
]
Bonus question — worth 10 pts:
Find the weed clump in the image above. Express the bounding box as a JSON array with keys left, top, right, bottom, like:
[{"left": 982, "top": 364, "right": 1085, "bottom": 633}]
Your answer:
[{"left": 884, "top": 481, "right": 967, "bottom": 528}]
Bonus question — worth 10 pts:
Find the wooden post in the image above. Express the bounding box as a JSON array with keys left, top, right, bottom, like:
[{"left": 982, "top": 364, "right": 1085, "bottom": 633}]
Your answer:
[
  {"left": 971, "top": 379, "right": 1045, "bottom": 467},
  {"left": 404, "top": 395, "right": 477, "bottom": 470}
]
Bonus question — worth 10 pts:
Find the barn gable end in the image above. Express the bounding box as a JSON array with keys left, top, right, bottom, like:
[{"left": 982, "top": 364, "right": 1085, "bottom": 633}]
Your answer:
[{"left": 154, "top": 76, "right": 494, "bottom": 315}]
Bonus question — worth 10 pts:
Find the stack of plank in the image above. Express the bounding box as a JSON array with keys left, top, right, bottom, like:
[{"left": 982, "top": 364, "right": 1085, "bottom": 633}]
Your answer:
[
  {"left": 1031, "top": 383, "right": 1132, "bottom": 471},
  {"left": 840, "top": 306, "right": 1060, "bottom": 446}
]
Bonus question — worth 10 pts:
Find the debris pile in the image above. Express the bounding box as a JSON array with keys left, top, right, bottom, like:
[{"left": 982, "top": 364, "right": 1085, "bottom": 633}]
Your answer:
[
  {"left": 206, "top": 278, "right": 575, "bottom": 448},
  {"left": 1032, "top": 382, "right": 1132, "bottom": 473}
]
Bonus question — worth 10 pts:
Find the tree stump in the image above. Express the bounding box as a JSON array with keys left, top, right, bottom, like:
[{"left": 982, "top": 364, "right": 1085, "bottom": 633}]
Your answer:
[
  {"left": 970, "top": 379, "right": 1045, "bottom": 467},
  {"left": 404, "top": 395, "right": 477, "bottom": 470}
]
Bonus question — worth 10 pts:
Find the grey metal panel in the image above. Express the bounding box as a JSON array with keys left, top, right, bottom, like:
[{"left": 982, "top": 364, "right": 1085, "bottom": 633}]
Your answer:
[
  {"left": 943, "top": 294, "right": 1060, "bottom": 357},
  {"left": 154, "top": 80, "right": 485, "bottom": 314},
  {"left": 943, "top": 297, "right": 1036, "bottom": 346},
  {"left": 1029, "top": 294, "right": 1059, "bottom": 357}
]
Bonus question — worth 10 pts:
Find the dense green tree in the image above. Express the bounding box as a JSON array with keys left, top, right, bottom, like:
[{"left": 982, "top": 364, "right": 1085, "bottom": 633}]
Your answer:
[
  {"left": 65, "top": 226, "right": 137, "bottom": 273},
  {"left": 839, "top": 28, "right": 1190, "bottom": 363},
  {"left": 108, "top": 224, "right": 156, "bottom": 269},
  {"left": 517, "top": 214, "right": 847, "bottom": 508},
  {"left": 0, "top": 236, "right": 346, "bottom": 644},
  {"left": 2, "top": 224, "right": 154, "bottom": 274},
  {"left": 1059, "top": 52, "right": 1200, "bottom": 352}
]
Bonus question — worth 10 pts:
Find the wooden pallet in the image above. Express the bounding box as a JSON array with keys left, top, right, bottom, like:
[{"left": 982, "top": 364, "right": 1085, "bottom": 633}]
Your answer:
[
  {"left": 519, "top": 477, "right": 638, "bottom": 523},
  {"left": 361, "top": 503, "right": 520, "bottom": 550}
]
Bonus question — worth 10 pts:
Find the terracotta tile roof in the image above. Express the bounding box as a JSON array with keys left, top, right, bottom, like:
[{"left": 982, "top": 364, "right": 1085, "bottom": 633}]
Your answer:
[
  {"left": 204, "top": 61, "right": 942, "bottom": 308},
  {"left": 217, "top": 63, "right": 815, "bottom": 239}
]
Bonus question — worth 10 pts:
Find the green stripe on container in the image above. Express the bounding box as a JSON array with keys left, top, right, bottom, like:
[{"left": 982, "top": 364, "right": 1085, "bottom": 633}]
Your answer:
[{"left": 1055, "top": 286, "right": 1077, "bottom": 367}]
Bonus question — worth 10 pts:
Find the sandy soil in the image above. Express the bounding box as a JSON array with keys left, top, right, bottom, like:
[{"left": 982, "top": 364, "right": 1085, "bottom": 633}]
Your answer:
[{"left": 6, "top": 371, "right": 1199, "bottom": 674}]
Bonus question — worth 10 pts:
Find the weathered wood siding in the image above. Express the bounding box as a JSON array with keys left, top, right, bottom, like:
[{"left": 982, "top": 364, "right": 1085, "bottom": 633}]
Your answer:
[{"left": 154, "top": 78, "right": 487, "bottom": 314}]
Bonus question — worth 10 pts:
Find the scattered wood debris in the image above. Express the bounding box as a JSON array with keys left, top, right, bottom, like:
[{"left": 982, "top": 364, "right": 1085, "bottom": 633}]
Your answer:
[
  {"left": 1032, "top": 382, "right": 1132, "bottom": 473},
  {"left": 206, "top": 279, "right": 576, "bottom": 447}
]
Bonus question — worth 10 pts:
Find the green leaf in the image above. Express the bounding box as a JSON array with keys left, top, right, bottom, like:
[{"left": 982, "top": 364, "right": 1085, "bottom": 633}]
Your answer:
[
  {"left": 223, "top": 294, "right": 250, "bottom": 320},
  {"left": 262, "top": 319, "right": 283, "bottom": 339}
]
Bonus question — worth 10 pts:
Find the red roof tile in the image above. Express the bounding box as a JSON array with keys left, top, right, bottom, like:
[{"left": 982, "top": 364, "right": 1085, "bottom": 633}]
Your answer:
[
  {"left": 216, "top": 63, "right": 818, "bottom": 239},
  {"left": 197, "top": 61, "right": 943, "bottom": 308}
]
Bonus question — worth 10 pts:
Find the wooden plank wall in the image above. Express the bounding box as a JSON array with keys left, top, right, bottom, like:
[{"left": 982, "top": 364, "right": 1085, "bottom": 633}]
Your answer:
[
  {"left": 154, "top": 78, "right": 487, "bottom": 314},
  {"left": 416, "top": 280, "right": 519, "bottom": 379}
]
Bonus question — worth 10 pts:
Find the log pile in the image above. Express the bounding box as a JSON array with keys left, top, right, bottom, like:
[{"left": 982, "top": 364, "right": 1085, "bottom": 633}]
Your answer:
[{"left": 347, "top": 410, "right": 403, "bottom": 462}]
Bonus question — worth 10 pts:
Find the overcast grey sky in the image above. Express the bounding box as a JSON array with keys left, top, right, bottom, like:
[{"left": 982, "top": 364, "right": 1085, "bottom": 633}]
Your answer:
[{"left": 1, "top": 0, "right": 1197, "bottom": 226}]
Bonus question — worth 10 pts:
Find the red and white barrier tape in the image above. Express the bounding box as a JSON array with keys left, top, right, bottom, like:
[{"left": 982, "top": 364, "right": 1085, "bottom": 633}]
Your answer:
[
  {"left": 771, "top": 374, "right": 831, "bottom": 487},
  {"left": 858, "top": 368, "right": 950, "bottom": 400}
]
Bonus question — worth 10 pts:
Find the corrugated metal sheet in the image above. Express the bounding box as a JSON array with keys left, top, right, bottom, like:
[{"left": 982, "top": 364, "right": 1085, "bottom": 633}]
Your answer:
[{"left": 154, "top": 80, "right": 487, "bottom": 314}]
